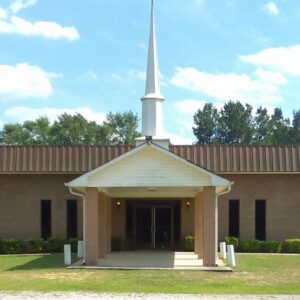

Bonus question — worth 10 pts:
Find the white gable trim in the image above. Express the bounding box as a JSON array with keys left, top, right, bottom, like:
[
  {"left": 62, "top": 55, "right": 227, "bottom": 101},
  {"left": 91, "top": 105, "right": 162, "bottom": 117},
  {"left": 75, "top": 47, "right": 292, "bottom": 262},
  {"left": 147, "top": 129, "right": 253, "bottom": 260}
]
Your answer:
[{"left": 66, "top": 142, "right": 231, "bottom": 189}]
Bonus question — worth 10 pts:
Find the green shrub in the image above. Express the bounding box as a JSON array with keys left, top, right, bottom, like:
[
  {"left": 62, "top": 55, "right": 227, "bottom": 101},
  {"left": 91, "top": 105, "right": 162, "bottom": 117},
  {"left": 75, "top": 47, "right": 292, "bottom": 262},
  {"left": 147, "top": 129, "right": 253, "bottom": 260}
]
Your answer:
[
  {"left": 111, "top": 237, "right": 122, "bottom": 251},
  {"left": 46, "top": 238, "right": 64, "bottom": 253},
  {"left": 239, "top": 239, "right": 260, "bottom": 253},
  {"left": 283, "top": 239, "right": 300, "bottom": 253},
  {"left": 223, "top": 236, "right": 239, "bottom": 251},
  {"left": 26, "top": 239, "right": 45, "bottom": 253},
  {"left": 67, "top": 238, "right": 79, "bottom": 253},
  {"left": 2, "top": 239, "right": 24, "bottom": 254},
  {"left": 260, "top": 240, "right": 281, "bottom": 253},
  {"left": 0, "top": 239, "right": 3, "bottom": 254},
  {"left": 183, "top": 235, "right": 195, "bottom": 251}
]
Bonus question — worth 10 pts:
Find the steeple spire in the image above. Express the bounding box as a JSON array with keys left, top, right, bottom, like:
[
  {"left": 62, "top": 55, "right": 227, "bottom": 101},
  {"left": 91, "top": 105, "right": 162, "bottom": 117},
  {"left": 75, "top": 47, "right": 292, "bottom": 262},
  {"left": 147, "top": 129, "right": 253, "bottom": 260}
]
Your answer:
[
  {"left": 144, "top": 0, "right": 163, "bottom": 99},
  {"left": 141, "top": 0, "right": 165, "bottom": 138}
]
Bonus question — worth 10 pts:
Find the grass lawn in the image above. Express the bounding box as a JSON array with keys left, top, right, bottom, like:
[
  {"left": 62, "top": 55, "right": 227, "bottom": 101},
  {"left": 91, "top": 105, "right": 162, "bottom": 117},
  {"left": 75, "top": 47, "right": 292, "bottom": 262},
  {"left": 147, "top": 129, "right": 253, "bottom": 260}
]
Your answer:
[{"left": 0, "top": 253, "right": 299, "bottom": 294}]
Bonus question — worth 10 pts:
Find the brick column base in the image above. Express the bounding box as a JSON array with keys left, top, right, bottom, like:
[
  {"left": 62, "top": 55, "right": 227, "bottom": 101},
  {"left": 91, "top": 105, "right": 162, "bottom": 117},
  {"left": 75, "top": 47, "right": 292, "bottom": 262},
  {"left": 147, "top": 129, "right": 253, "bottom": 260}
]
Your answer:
[
  {"left": 85, "top": 188, "right": 99, "bottom": 265},
  {"left": 203, "top": 186, "right": 217, "bottom": 267}
]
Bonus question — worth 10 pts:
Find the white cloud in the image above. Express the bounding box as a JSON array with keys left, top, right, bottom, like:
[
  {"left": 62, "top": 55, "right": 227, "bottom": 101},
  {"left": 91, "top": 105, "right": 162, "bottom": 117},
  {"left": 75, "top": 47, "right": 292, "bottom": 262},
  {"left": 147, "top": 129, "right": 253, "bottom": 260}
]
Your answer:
[
  {"left": 10, "top": 0, "right": 37, "bottom": 14},
  {"left": 0, "top": 7, "right": 7, "bottom": 19},
  {"left": 4, "top": 107, "right": 107, "bottom": 124},
  {"left": 0, "top": 16, "right": 79, "bottom": 41},
  {"left": 240, "top": 45, "right": 300, "bottom": 76},
  {"left": 176, "top": 119, "right": 194, "bottom": 133},
  {"left": 255, "top": 67, "right": 287, "bottom": 85},
  {"left": 174, "top": 99, "right": 225, "bottom": 115},
  {"left": 0, "top": 63, "right": 55, "bottom": 99},
  {"left": 171, "top": 67, "right": 285, "bottom": 105},
  {"left": 167, "top": 131, "right": 195, "bottom": 145},
  {"left": 262, "top": 2, "right": 279, "bottom": 16},
  {"left": 174, "top": 99, "right": 207, "bottom": 115}
]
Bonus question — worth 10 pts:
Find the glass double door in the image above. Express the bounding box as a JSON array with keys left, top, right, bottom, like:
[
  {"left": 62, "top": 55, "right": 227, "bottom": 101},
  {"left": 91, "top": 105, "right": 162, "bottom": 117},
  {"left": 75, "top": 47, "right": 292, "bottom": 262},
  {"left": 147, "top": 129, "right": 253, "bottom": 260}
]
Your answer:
[{"left": 135, "top": 205, "right": 173, "bottom": 250}]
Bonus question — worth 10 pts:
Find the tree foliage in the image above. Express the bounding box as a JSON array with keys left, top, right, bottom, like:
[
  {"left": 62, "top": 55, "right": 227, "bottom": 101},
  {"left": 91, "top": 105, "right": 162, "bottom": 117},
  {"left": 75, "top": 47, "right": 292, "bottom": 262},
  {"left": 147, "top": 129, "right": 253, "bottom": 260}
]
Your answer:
[
  {"left": 0, "top": 117, "right": 51, "bottom": 146},
  {"left": 0, "top": 111, "right": 140, "bottom": 146},
  {"left": 193, "top": 101, "right": 300, "bottom": 145},
  {"left": 253, "top": 107, "right": 272, "bottom": 144},
  {"left": 193, "top": 103, "right": 218, "bottom": 144},
  {"left": 292, "top": 110, "right": 300, "bottom": 145},
  {"left": 218, "top": 101, "right": 254, "bottom": 144},
  {"left": 103, "top": 112, "right": 140, "bottom": 145}
]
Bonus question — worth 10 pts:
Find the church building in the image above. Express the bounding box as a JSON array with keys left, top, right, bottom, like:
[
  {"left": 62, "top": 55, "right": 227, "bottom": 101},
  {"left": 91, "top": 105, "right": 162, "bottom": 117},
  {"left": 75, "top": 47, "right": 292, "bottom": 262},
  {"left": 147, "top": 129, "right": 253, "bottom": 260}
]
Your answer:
[{"left": 0, "top": 1, "right": 299, "bottom": 267}]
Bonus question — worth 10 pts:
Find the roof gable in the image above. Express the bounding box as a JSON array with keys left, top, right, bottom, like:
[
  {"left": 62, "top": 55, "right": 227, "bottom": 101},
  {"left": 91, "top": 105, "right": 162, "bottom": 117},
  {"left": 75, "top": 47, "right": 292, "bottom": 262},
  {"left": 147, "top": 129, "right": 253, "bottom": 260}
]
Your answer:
[{"left": 66, "top": 142, "right": 231, "bottom": 189}]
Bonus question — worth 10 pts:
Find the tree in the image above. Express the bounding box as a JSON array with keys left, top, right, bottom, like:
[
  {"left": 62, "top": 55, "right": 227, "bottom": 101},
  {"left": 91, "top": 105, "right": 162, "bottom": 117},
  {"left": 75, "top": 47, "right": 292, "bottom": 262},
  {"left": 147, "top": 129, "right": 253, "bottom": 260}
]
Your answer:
[
  {"left": 0, "top": 111, "right": 140, "bottom": 146},
  {"left": 269, "top": 108, "right": 291, "bottom": 144},
  {"left": 291, "top": 110, "right": 300, "bottom": 145},
  {"left": 23, "top": 117, "right": 51, "bottom": 145},
  {"left": 193, "top": 103, "right": 218, "bottom": 144},
  {"left": 49, "top": 113, "right": 101, "bottom": 145},
  {"left": 0, "top": 117, "right": 51, "bottom": 146},
  {"left": 193, "top": 101, "right": 300, "bottom": 145},
  {"left": 103, "top": 111, "right": 140, "bottom": 145},
  {"left": 1, "top": 123, "right": 31, "bottom": 145},
  {"left": 217, "top": 101, "right": 254, "bottom": 144},
  {"left": 253, "top": 107, "right": 272, "bottom": 144}
]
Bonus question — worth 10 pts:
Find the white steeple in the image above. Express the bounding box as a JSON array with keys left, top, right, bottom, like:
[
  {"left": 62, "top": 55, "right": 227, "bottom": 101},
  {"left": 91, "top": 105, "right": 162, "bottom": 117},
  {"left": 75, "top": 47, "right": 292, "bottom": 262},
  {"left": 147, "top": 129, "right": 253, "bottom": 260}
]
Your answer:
[
  {"left": 141, "top": 0, "right": 165, "bottom": 139},
  {"left": 144, "top": 0, "right": 163, "bottom": 99}
]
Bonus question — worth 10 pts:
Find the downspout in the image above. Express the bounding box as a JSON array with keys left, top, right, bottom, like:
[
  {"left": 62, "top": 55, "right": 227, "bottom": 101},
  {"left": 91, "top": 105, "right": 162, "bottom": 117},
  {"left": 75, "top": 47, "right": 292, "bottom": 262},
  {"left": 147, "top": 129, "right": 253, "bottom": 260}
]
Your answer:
[{"left": 68, "top": 187, "right": 86, "bottom": 265}]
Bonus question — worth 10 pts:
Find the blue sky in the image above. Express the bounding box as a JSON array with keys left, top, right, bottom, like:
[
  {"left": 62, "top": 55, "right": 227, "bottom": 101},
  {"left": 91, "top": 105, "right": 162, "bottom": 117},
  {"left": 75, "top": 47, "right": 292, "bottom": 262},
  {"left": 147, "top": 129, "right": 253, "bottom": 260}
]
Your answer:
[{"left": 0, "top": 0, "right": 299, "bottom": 144}]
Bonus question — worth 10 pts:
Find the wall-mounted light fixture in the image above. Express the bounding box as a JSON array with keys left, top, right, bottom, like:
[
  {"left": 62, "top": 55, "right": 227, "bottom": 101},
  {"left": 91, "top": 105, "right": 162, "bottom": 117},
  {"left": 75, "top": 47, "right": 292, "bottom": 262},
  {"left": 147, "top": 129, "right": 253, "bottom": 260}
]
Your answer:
[
  {"left": 116, "top": 201, "right": 121, "bottom": 208},
  {"left": 186, "top": 201, "right": 190, "bottom": 209}
]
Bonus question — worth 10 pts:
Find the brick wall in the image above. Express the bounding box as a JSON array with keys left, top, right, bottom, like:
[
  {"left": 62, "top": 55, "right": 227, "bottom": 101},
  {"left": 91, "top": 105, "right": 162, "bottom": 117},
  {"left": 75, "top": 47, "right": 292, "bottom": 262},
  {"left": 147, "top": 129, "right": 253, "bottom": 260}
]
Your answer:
[
  {"left": 0, "top": 174, "right": 83, "bottom": 240},
  {"left": 0, "top": 173, "right": 299, "bottom": 242},
  {"left": 218, "top": 174, "right": 300, "bottom": 241}
]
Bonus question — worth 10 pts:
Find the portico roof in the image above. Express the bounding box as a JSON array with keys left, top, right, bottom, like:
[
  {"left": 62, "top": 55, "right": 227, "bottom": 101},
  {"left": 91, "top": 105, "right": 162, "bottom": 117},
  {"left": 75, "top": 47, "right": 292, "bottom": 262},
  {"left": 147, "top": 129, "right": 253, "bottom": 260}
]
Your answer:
[{"left": 66, "top": 142, "right": 232, "bottom": 197}]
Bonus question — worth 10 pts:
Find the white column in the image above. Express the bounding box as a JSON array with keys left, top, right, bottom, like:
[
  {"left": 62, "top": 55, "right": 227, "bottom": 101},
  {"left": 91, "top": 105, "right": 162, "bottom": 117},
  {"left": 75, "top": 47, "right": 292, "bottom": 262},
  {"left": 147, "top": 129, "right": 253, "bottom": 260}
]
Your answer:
[
  {"left": 220, "top": 242, "right": 227, "bottom": 259},
  {"left": 64, "top": 244, "right": 71, "bottom": 266},
  {"left": 227, "top": 245, "right": 236, "bottom": 267}
]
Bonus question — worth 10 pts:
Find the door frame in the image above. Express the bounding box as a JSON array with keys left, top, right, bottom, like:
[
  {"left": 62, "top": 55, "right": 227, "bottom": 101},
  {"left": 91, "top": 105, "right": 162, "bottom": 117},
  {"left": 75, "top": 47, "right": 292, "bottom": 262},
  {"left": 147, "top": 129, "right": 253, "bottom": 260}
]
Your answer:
[{"left": 133, "top": 204, "right": 174, "bottom": 250}]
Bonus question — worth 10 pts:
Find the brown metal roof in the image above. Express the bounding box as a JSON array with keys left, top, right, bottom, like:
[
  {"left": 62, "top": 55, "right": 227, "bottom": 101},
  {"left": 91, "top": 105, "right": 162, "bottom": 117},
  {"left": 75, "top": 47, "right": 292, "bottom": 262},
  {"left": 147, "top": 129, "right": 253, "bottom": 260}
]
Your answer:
[
  {"left": 0, "top": 145, "right": 133, "bottom": 173},
  {"left": 0, "top": 145, "right": 300, "bottom": 174},
  {"left": 170, "top": 145, "right": 300, "bottom": 173}
]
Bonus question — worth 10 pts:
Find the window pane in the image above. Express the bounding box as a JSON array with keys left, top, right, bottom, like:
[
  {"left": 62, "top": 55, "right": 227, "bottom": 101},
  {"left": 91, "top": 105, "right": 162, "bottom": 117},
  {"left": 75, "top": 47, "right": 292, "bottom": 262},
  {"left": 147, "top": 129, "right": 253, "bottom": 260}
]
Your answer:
[
  {"left": 229, "top": 200, "right": 240, "bottom": 237},
  {"left": 41, "top": 200, "right": 51, "bottom": 240},
  {"left": 255, "top": 200, "right": 266, "bottom": 240},
  {"left": 67, "top": 200, "right": 78, "bottom": 239}
]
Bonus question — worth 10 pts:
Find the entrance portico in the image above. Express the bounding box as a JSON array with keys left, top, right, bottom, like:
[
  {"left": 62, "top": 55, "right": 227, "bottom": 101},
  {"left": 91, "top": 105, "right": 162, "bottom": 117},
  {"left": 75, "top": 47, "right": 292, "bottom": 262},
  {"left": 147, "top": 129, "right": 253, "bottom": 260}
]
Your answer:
[
  {"left": 66, "top": 142, "right": 232, "bottom": 267},
  {"left": 65, "top": 0, "right": 230, "bottom": 268}
]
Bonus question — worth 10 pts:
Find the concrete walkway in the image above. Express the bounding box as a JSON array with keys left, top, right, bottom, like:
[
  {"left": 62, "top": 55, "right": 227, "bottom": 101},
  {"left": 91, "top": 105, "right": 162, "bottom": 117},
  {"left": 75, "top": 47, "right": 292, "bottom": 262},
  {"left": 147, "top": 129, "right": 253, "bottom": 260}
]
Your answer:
[
  {"left": 0, "top": 293, "right": 299, "bottom": 300},
  {"left": 69, "top": 251, "right": 232, "bottom": 271}
]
